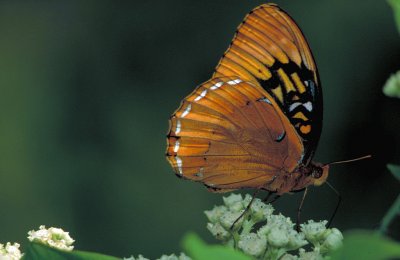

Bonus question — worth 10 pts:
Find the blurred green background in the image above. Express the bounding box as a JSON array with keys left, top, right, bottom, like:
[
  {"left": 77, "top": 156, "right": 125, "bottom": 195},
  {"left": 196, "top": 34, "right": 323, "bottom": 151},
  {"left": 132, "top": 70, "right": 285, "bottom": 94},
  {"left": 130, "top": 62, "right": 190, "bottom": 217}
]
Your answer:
[{"left": 0, "top": 0, "right": 399, "bottom": 258}]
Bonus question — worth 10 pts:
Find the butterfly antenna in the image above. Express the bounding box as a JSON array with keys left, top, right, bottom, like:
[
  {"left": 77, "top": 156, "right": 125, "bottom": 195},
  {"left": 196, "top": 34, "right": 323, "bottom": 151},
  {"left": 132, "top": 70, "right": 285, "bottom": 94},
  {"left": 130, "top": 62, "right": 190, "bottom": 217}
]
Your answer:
[
  {"left": 325, "top": 181, "right": 341, "bottom": 227},
  {"left": 325, "top": 155, "right": 372, "bottom": 166}
]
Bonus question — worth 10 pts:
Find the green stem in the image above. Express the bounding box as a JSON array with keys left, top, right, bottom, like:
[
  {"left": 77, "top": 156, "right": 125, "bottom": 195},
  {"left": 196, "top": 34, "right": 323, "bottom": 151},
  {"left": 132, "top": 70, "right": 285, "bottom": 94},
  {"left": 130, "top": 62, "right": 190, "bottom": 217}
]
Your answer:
[
  {"left": 241, "top": 219, "right": 255, "bottom": 235},
  {"left": 379, "top": 193, "right": 400, "bottom": 234}
]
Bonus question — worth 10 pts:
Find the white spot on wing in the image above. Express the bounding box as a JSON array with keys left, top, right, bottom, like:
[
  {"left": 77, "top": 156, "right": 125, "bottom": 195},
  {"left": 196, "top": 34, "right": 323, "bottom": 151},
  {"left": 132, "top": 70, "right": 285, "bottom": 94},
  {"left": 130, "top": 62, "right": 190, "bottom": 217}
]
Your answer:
[
  {"left": 176, "top": 156, "right": 183, "bottom": 175},
  {"left": 227, "top": 79, "right": 242, "bottom": 85},
  {"left": 181, "top": 104, "right": 191, "bottom": 118},
  {"left": 259, "top": 97, "right": 272, "bottom": 104},
  {"left": 173, "top": 140, "right": 180, "bottom": 153},
  {"left": 304, "top": 80, "right": 309, "bottom": 87},
  {"left": 210, "top": 82, "right": 223, "bottom": 90},
  {"left": 175, "top": 120, "right": 181, "bottom": 134},
  {"left": 303, "top": 101, "right": 313, "bottom": 112},
  {"left": 289, "top": 102, "right": 302, "bottom": 112},
  {"left": 195, "top": 167, "right": 204, "bottom": 178},
  {"left": 194, "top": 89, "right": 207, "bottom": 101}
]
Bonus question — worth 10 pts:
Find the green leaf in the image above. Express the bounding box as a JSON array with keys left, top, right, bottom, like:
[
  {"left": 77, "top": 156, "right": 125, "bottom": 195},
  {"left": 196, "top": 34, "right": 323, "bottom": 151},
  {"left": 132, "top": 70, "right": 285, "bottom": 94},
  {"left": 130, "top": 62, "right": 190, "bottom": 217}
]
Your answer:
[
  {"left": 182, "top": 233, "right": 251, "bottom": 260},
  {"left": 387, "top": 164, "right": 400, "bottom": 181},
  {"left": 331, "top": 231, "right": 400, "bottom": 260},
  {"left": 379, "top": 164, "right": 400, "bottom": 234},
  {"left": 389, "top": 0, "right": 400, "bottom": 33},
  {"left": 383, "top": 71, "right": 400, "bottom": 98},
  {"left": 22, "top": 242, "right": 120, "bottom": 260}
]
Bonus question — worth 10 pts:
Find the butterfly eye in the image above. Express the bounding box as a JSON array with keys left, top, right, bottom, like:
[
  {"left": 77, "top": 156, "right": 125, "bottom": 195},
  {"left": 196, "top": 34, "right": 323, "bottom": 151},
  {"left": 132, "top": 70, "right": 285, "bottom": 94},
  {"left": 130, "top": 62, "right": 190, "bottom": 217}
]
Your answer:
[{"left": 311, "top": 167, "right": 323, "bottom": 179}]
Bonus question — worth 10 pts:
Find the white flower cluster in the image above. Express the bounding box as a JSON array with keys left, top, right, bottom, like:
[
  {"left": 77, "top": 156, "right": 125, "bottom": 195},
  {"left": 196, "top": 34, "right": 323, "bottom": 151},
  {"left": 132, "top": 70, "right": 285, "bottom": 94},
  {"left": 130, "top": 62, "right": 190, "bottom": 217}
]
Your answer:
[
  {"left": 0, "top": 242, "right": 22, "bottom": 260},
  {"left": 205, "top": 194, "right": 343, "bottom": 260},
  {"left": 27, "top": 225, "right": 75, "bottom": 251},
  {"left": 124, "top": 253, "right": 191, "bottom": 260}
]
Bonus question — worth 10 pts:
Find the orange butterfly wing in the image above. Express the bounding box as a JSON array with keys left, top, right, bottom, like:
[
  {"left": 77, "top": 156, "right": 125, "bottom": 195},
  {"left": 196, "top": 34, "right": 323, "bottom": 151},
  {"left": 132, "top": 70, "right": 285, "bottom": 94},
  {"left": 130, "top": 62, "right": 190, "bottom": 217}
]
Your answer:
[
  {"left": 214, "top": 3, "right": 318, "bottom": 86},
  {"left": 166, "top": 77, "right": 303, "bottom": 192},
  {"left": 213, "top": 4, "right": 322, "bottom": 164}
]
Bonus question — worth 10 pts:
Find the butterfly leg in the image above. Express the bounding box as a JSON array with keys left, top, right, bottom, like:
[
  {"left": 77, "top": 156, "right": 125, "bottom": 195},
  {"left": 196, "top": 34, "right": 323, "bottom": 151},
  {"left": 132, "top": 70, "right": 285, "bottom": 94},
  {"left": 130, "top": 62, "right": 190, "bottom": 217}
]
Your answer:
[
  {"left": 230, "top": 189, "right": 260, "bottom": 230},
  {"left": 325, "top": 181, "right": 342, "bottom": 227},
  {"left": 264, "top": 193, "right": 281, "bottom": 204},
  {"left": 296, "top": 187, "right": 308, "bottom": 231},
  {"left": 262, "top": 191, "right": 273, "bottom": 202}
]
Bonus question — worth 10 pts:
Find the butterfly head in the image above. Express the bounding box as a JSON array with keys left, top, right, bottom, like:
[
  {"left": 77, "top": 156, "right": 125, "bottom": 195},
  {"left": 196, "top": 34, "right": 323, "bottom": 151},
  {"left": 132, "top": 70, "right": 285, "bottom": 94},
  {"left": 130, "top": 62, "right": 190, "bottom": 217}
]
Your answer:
[
  {"left": 309, "top": 162, "right": 329, "bottom": 186},
  {"left": 294, "top": 162, "right": 329, "bottom": 191},
  {"left": 310, "top": 155, "right": 372, "bottom": 186}
]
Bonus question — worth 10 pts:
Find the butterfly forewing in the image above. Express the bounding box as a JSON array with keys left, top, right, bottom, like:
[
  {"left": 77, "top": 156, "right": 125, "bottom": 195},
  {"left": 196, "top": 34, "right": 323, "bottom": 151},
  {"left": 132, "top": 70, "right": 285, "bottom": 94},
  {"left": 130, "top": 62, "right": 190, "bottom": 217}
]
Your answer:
[
  {"left": 213, "top": 4, "right": 322, "bottom": 164},
  {"left": 166, "top": 77, "right": 303, "bottom": 191}
]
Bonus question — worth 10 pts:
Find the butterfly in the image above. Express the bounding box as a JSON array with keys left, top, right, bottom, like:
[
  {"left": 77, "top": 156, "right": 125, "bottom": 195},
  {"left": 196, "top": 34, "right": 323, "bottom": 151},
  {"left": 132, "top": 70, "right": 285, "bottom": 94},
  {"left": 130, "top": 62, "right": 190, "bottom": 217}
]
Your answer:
[{"left": 166, "top": 3, "right": 329, "bottom": 196}]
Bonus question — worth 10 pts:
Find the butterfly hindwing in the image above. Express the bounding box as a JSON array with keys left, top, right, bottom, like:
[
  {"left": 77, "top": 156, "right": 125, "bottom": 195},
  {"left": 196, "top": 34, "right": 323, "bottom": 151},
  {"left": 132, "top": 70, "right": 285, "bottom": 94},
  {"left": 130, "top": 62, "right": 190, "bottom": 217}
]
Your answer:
[{"left": 166, "top": 77, "right": 303, "bottom": 192}]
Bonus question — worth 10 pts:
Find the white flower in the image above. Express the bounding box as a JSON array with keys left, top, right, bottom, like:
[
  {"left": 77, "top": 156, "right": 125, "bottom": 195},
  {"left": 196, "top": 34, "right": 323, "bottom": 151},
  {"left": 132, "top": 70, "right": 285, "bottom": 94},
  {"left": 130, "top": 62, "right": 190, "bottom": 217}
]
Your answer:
[
  {"left": 249, "top": 198, "right": 274, "bottom": 222},
  {"left": 205, "top": 193, "right": 343, "bottom": 259},
  {"left": 320, "top": 228, "right": 343, "bottom": 253},
  {"left": 258, "top": 212, "right": 308, "bottom": 252},
  {"left": 219, "top": 211, "right": 244, "bottom": 230},
  {"left": 300, "top": 220, "right": 328, "bottom": 245},
  {"left": 238, "top": 233, "right": 267, "bottom": 257},
  {"left": 157, "top": 253, "right": 191, "bottom": 260},
  {"left": 206, "top": 222, "right": 231, "bottom": 241},
  {"left": 286, "top": 230, "right": 308, "bottom": 250},
  {"left": 223, "top": 194, "right": 244, "bottom": 211},
  {"left": 0, "top": 242, "right": 23, "bottom": 260},
  {"left": 280, "top": 253, "right": 299, "bottom": 260},
  {"left": 298, "top": 248, "right": 324, "bottom": 260},
  {"left": 204, "top": 206, "right": 227, "bottom": 223},
  {"left": 28, "top": 225, "right": 75, "bottom": 251},
  {"left": 267, "top": 228, "right": 289, "bottom": 247},
  {"left": 125, "top": 253, "right": 191, "bottom": 260},
  {"left": 124, "top": 255, "right": 149, "bottom": 260}
]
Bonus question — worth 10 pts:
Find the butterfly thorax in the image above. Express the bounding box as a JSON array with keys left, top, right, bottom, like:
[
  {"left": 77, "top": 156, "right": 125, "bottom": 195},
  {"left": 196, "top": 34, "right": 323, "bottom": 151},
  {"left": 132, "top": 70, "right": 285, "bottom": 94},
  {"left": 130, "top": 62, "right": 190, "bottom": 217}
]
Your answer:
[{"left": 265, "top": 162, "right": 329, "bottom": 195}]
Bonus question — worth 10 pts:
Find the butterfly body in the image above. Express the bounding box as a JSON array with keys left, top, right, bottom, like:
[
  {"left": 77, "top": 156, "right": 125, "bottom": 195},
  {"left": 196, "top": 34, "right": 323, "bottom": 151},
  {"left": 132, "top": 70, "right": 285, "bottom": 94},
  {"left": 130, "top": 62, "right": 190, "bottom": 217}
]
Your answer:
[{"left": 166, "top": 4, "right": 328, "bottom": 195}]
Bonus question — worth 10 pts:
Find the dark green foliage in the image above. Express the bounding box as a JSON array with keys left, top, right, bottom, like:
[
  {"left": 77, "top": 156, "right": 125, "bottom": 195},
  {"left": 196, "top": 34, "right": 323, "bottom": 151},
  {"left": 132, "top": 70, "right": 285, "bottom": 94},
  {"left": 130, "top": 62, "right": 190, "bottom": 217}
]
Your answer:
[
  {"left": 389, "top": 0, "right": 400, "bottom": 33},
  {"left": 331, "top": 231, "right": 400, "bottom": 260}
]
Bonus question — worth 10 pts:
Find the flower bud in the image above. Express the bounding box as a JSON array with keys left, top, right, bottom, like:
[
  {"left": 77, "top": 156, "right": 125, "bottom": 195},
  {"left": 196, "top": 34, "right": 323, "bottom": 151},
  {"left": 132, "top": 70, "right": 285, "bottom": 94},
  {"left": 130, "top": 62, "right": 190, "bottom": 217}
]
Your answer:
[
  {"left": 300, "top": 220, "right": 328, "bottom": 245},
  {"left": 223, "top": 194, "right": 244, "bottom": 212},
  {"left": 206, "top": 222, "right": 231, "bottom": 241},
  {"left": 204, "top": 206, "right": 227, "bottom": 223},
  {"left": 219, "top": 211, "right": 244, "bottom": 230},
  {"left": 238, "top": 233, "right": 267, "bottom": 257},
  {"left": 280, "top": 253, "right": 299, "bottom": 260},
  {"left": 267, "top": 228, "right": 289, "bottom": 248},
  {"left": 0, "top": 242, "right": 22, "bottom": 260},
  {"left": 250, "top": 199, "right": 274, "bottom": 222},
  {"left": 124, "top": 255, "right": 149, "bottom": 260},
  {"left": 298, "top": 248, "right": 324, "bottom": 260},
  {"left": 286, "top": 230, "right": 308, "bottom": 251},
  {"left": 157, "top": 253, "right": 192, "bottom": 260},
  {"left": 320, "top": 228, "right": 343, "bottom": 253}
]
